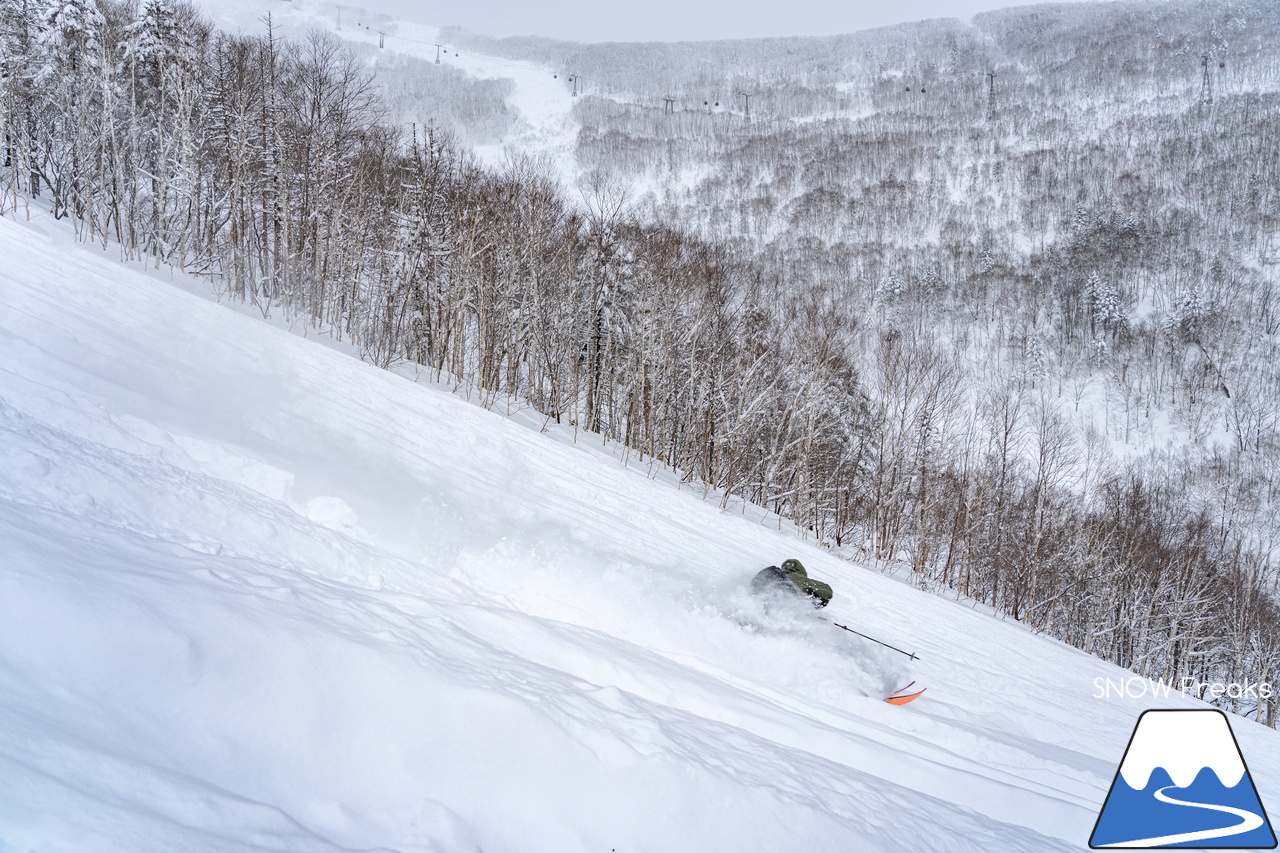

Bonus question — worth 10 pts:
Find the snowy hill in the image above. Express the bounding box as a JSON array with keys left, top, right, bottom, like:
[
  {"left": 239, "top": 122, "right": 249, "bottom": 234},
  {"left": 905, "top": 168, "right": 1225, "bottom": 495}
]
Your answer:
[{"left": 0, "top": 213, "right": 1277, "bottom": 852}]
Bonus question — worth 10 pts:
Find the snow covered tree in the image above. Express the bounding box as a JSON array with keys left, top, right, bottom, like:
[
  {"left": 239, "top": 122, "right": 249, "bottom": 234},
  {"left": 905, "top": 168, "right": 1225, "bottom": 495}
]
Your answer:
[
  {"left": 576, "top": 170, "right": 635, "bottom": 434},
  {"left": 121, "top": 0, "right": 190, "bottom": 98},
  {"left": 119, "top": 0, "right": 209, "bottom": 262},
  {"left": 371, "top": 126, "right": 459, "bottom": 370},
  {"left": 31, "top": 0, "right": 109, "bottom": 225},
  {"left": 37, "top": 0, "right": 105, "bottom": 80},
  {"left": 1025, "top": 328, "right": 1048, "bottom": 382},
  {"left": 1086, "top": 270, "right": 1125, "bottom": 337},
  {"left": 0, "top": 0, "right": 42, "bottom": 205}
]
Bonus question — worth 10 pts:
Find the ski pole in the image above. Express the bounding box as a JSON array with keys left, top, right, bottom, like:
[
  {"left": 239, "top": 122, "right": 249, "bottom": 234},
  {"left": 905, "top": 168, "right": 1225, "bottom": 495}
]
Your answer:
[{"left": 833, "top": 623, "right": 919, "bottom": 661}]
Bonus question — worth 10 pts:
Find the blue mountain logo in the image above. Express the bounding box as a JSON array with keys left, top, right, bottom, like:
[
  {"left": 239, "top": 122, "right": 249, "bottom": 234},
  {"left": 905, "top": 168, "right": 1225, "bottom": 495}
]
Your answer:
[{"left": 1091, "top": 709, "right": 1276, "bottom": 848}]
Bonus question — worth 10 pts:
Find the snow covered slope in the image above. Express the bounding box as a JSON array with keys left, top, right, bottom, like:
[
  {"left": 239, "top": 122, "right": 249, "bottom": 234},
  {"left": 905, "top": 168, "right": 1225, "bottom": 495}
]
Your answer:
[{"left": 0, "top": 213, "right": 1276, "bottom": 852}]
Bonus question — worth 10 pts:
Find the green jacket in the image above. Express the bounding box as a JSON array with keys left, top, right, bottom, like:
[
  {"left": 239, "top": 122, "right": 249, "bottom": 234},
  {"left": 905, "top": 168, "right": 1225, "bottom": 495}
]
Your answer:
[{"left": 751, "top": 559, "right": 833, "bottom": 607}]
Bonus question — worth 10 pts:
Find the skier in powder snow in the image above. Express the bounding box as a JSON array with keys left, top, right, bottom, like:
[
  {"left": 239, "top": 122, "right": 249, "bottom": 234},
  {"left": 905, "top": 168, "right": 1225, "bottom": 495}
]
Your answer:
[
  {"left": 750, "top": 558, "right": 832, "bottom": 607},
  {"left": 748, "top": 561, "right": 926, "bottom": 702}
]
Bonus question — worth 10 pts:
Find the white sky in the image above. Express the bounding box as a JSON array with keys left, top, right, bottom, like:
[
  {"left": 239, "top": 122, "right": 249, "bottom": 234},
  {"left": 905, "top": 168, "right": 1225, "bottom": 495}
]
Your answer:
[{"left": 354, "top": 0, "right": 1098, "bottom": 43}]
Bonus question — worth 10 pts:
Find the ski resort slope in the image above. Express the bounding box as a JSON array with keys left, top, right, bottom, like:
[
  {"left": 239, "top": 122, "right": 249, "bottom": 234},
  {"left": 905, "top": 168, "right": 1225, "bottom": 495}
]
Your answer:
[
  {"left": 199, "top": 0, "right": 582, "bottom": 185},
  {"left": 0, "top": 212, "right": 1276, "bottom": 853},
  {"left": 346, "top": 18, "right": 580, "bottom": 180}
]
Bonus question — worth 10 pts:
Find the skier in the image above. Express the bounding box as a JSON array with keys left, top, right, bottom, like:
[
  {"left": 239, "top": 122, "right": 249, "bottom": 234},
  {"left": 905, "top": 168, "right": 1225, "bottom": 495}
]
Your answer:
[
  {"left": 749, "top": 560, "right": 924, "bottom": 702},
  {"left": 750, "top": 558, "right": 832, "bottom": 607}
]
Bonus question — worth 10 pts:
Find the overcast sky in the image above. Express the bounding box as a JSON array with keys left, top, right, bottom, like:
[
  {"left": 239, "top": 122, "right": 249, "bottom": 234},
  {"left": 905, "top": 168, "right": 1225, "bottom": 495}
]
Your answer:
[{"left": 354, "top": 0, "right": 1096, "bottom": 43}]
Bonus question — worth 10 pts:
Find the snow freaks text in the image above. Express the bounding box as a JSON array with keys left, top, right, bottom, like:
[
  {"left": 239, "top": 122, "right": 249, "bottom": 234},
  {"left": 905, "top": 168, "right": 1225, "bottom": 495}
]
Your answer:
[{"left": 1093, "top": 677, "right": 1276, "bottom": 702}]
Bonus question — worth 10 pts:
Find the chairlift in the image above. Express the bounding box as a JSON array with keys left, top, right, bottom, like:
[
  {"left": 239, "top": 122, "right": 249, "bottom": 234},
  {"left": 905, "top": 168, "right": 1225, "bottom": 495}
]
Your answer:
[
  {"left": 920, "top": 88, "right": 926, "bottom": 93},
  {"left": 1219, "top": 62, "right": 1226, "bottom": 69}
]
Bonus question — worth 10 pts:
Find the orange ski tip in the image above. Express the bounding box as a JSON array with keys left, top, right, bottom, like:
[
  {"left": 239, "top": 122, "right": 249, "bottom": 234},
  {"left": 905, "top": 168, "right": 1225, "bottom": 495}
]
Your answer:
[{"left": 886, "top": 688, "right": 926, "bottom": 705}]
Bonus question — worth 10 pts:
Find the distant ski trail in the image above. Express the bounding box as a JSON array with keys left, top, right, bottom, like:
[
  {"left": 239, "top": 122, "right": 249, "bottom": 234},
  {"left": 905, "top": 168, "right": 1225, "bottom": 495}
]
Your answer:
[{"left": 1105, "top": 785, "right": 1264, "bottom": 848}]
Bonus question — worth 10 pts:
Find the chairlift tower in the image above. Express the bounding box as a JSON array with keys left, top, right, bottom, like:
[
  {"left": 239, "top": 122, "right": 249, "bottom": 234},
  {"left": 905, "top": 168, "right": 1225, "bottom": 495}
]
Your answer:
[{"left": 1200, "top": 53, "right": 1213, "bottom": 104}]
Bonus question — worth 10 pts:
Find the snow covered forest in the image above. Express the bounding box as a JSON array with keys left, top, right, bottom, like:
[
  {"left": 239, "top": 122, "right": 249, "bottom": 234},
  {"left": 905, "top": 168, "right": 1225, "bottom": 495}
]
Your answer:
[{"left": 2, "top": 0, "right": 1279, "bottom": 724}]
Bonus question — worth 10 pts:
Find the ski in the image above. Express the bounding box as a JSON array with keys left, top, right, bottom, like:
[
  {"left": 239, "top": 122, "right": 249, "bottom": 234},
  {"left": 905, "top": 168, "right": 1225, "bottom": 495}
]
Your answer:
[{"left": 886, "top": 682, "right": 927, "bottom": 705}]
